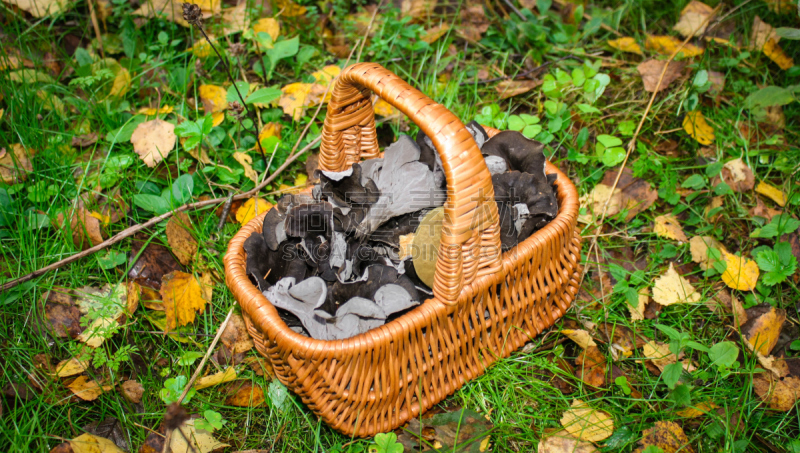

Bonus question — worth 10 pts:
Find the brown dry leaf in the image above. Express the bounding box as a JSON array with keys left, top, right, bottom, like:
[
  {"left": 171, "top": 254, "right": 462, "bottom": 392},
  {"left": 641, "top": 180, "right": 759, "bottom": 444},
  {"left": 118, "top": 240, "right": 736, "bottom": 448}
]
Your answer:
[
  {"left": 763, "top": 39, "right": 794, "bottom": 70},
  {"left": 198, "top": 84, "right": 228, "bottom": 114},
  {"left": 128, "top": 240, "right": 186, "bottom": 291},
  {"left": 707, "top": 70, "right": 725, "bottom": 94},
  {"left": 68, "top": 432, "right": 126, "bottom": 453},
  {"left": 575, "top": 346, "right": 606, "bottom": 388},
  {"left": 652, "top": 263, "right": 701, "bottom": 306},
  {"left": 0, "top": 143, "right": 34, "bottom": 184},
  {"left": 74, "top": 283, "right": 127, "bottom": 348},
  {"left": 225, "top": 382, "right": 265, "bottom": 407},
  {"left": 643, "top": 341, "right": 680, "bottom": 373},
  {"left": 220, "top": 2, "right": 249, "bottom": 35},
  {"left": 120, "top": 380, "right": 144, "bottom": 404},
  {"left": 673, "top": 1, "right": 715, "bottom": 37},
  {"left": 645, "top": 35, "right": 705, "bottom": 58},
  {"left": 683, "top": 111, "right": 715, "bottom": 145},
  {"left": 634, "top": 421, "right": 695, "bottom": 453},
  {"left": 132, "top": 0, "right": 219, "bottom": 27},
  {"left": 130, "top": 119, "right": 176, "bottom": 168},
  {"left": 233, "top": 152, "right": 259, "bottom": 184},
  {"left": 559, "top": 399, "right": 614, "bottom": 442},
  {"left": 420, "top": 23, "right": 450, "bottom": 43},
  {"left": 578, "top": 184, "right": 623, "bottom": 224},
  {"left": 598, "top": 323, "right": 643, "bottom": 360},
  {"left": 607, "top": 37, "right": 643, "bottom": 55},
  {"left": 67, "top": 376, "right": 114, "bottom": 401},
  {"left": 637, "top": 59, "right": 686, "bottom": 93},
  {"left": 755, "top": 181, "right": 787, "bottom": 207},
  {"left": 244, "top": 356, "right": 275, "bottom": 379},
  {"left": 629, "top": 288, "right": 648, "bottom": 321},
  {"left": 54, "top": 358, "right": 89, "bottom": 377},
  {"left": 5, "top": 0, "right": 69, "bottom": 17},
  {"left": 562, "top": 329, "right": 596, "bottom": 349},
  {"left": 170, "top": 419, "right": 230, "bottom": 453},
  {"left": 252, "top": 17, "right": 280, "bottom": 41},
  {"left": 165, "top": 212, "right": 198, "bottom": 266},
  {"left": 689, "top": 235, "right": 726, "bottom": 270},
  {"left": 675, "top": 401, "right": 719, "bottom": 418},
  {"left": 57, "top": 206, "right": 104, "bottom": 251},
  {"left": 236, "top": 197, "right": 272, "bottom": 225},
  {"left": 719, "top": 251, "right": 759, "bottom": 291},
  {"left": 752, "top": 374, "right": 800, "bottom": 412},
  {"left": 750, "top": 16, "right": 778, "bottom": 50},
  {"left": 194, "top": 367, "right": 237, "bottom": 390},
  {"left": 742, "top": 306, "right": 786, "bottom": 356},
  {"left": 706, "top": 288, "right": 748, "bottom": 326},
  {"left": 220, "top": 313, "right": 255, "bottom": 354},
  {"left": 458, "top": 3, "right": 490, "bottom": 41},
  {"left": 495, "top": 79, "right": 543, "bottom": 99},
  {"left": 753, "top": 351, "right": 789, "bottom": 378},
  {"left": 401, "top": 0, "right": 437, "bottom": 21},
  {"left": 537, "top": 430, "right": 598, "bottom": 453},
  {"left": 160, "top": 271, "right": 207, "bottom": 331},
  {"left": 717, "top": 158, "right": 755, "bottom": 192},
  {"left": 654, "top": 214, "right": 688, "bottom": 242},
  {"left": 41, "top": 288, "right": 83, "bottom": 339}
]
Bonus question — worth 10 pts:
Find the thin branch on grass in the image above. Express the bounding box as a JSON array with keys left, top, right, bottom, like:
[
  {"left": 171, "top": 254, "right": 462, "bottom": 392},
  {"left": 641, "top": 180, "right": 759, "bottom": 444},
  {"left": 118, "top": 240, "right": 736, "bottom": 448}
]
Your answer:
[{"left": 177, "top": 306, "right": 234, "bottom": 404}]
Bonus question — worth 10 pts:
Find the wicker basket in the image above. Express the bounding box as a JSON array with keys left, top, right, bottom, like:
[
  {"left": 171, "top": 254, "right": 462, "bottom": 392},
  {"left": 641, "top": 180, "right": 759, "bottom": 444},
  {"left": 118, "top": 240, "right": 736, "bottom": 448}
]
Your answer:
[{"left": 224, "top": 63, "right": 582, "bottom": 437}]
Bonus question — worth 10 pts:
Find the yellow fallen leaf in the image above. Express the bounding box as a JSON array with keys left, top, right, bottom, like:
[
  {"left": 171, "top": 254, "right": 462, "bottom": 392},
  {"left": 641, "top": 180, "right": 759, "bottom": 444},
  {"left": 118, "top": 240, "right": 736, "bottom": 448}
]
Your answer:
[
  {"left": 274, "top": 0, "right": 306, "bottom": 16},
  {"left": 170, "top": 419, "right": 230, "bottom": 453},
  {"left": 221, "top": 2, "right": 250, "bottom": 35},
  {"left": 259, "top": 122, "right": 283, "bottom": 142},
  {"left": 643, "top": 340, "right": 679, "bottom": 372},
  {"left": 160, "top": 271, "right": 208, "bottom": 331},
  {"left": 720, "top": 251, "right": 759, "bottom": 291},
  {"left": 652, "top": 262, "right": 701, "bottom": 306},
  {"left": 252, "top": 17, "right": 280, "bottom": 41},
  {"left": 138, "top": 105, "right": 174, "bottom": 116},
  {"left": 67, "top": 376, "right": 114, "bottom": 401},
  {"left": 278, "top": 82, "right": 328, "bottom": 120},
  {"left": 755, "top": 181, "right": 787, "bottom": 207},
  {"left": 166, "top": 211, "right": 198, "bottom": 266},
  {"left": 750, "top": 15, "right": 778, "bottom": 51},
  {"left": 629, "top": 288, "right": 648, "bottom": 321},
  {"left": 294, "top": 173, "right": 308, "bottom": 187},
  {"left": 233, "top": 151, "right": 259, "bottom": 184},
  {"left": 562, "top": 329, "right": 597, "bottom": 349},
  {"left": 683, "top": 111, "right": 715, "bottom": 145},
  {"left": 763, "top": 39, "right": 794, "bottom": 70},
  {"left": 54, "top": 358, "right": 89, "bottom": 377},
  {"left": 645, "top": 35, "right": 705, "bottom": 57},
  {"left": 689, "top": 235, "right": 726, "bottom": 271},
  {"left": 5, "top": 0, "right": 69, "bottom": 17},
  {"left": 638, "top": 421, "right": 695, "bottom": 452},
  {"left": 311, "top": 65, "right": 341, "bottom": 87},
  {"left": 673, "top": 1, "right": 715, "bottom": 38},
  {"left": 130, "top": 119, "right": 176, "bottom": 168},
  {"left": 236, "top": 197, "right": 272, "bottom": 225},
  {"left": 69, "top": 433, "right": 126, "bottom": 453},
  {"left": 211, "top": 111, "right": 225, "bottom": 127},
  {"left": 676, "top": 401, "right": 719, "bottom": 418},
  {"left": 654, "top": 214, "right": 688, "bottom": 242},
  {"left": 198, "top": 84, "right": 228, "bottom": 113},
  {"left": 607, "top": 37, "right": 643, "bottom": 55},
  {"left": 191, "top": 39, "right": 215, "bottom": 58},
  {"left": 578, "top": 183, "right": 623, "bottom": 224},
  {"left": 0, "top": 143, "right": 34, "bottom": 184},
  {"left": 559, "top": 399, "right": 614, "bottom": 442},
  {"left": 90, "top": 58, "right": 130, "bottom": 99},
  {"left": 373, "top": 98, "right": 399, "bottom": 117},
  {"left": 194, "top": 367, "right": 237, "bottom": 390},
  {"left": 421, "top": 23, "right": 450, "bottom": 43}
]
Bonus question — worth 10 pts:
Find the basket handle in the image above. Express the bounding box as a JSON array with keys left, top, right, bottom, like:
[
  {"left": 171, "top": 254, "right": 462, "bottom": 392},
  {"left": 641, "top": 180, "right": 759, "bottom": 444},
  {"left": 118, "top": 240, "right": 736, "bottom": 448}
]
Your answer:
[{"left": 319, "top": 63, "right": 503, "bottom": 306}]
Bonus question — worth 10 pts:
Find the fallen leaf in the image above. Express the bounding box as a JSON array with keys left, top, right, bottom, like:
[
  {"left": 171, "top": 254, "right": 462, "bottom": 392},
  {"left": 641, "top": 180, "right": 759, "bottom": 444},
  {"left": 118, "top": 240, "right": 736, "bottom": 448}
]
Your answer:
[
  {"left": 244, "top": 356, "right": 275, "bottom": 379},
  {"left": 742, "top": 305, "right": 786, "bottom": 356},
  {"left": 397, "top": 407, "right": 493, "bottom": 452},
  {"left": 128, "top": 240, "right": 186, "bottom": 291},
  {"left": 225, "top": 381, "right": 265, "bottom": 407},
  {"left": 575, "top": 345, "right": 607, "bottom": 388},
  {"left": 3, "top": 0, "right": 69, "bottom": 17},
  {"left": 637, "top": 59, "right": 686, "bottom": 93},
  {"left": 41, "top": 288, "right": 84, "bottom": 339},
  {"left": 236, "top": 197, "right": 272, "bottom": 225},
  {"left": 673, "top": 1, "right": 715, "bottom": 37},
  {"left": 198, "top": 84, "right": 228, "bottom": 114},
  {"left": 132, "top": 0, "right": 219, "bottom": 27},
  {"left": 278, "top": 82, "right": 328, "bottom": 120},
  {"left": 676, "top": 401, "right": 719, "bottom": 418},
  {"left": 373, "top": 98, "right": 399, "bottom": 117},
  {"left": 653, "top": 263, "right": 701, "bottom": 306},
  {"left": 578, "top": 183, "right": 623, "bottom": 224},
  {"left": 71, "top": 133, "right": 99, "bottom": 148},
  {"left": 458, "top": 3, "right": 490, "bottom": 41},
  {"left": 763, "top": 38, "right": 794, "bottom": 70},
  {"left": 420, "top": 23, "right": 450, "bottom": 43},
  {"left": 165, "top": 211, "right": 198, "bottom": 266},
  {"left": 562, "top": 329, "right": 597, "bottom": 349},
  {"left": 716, "top": 158, "right": 755, "bottom": 192},
  {"left": 645, "top": 35, "right": 705, "bottom": 58},
  {"left": 194, "top": 367, "right": 237, "bottom": 390},
  {"left": 629, "top": 288, "right": 648, "bottom": 321},
  {"left": 75, "top": 283, "right": 127, "bottom": 348},
  {"left": 169, "top": 419, "right": 230, "bottom": 453},
  {"left": 68, "top": 433, "right": 126, "bottom": 453},
  {"left": 220, "top": 2, "right": 249, "bottom": 35},
  {"left": 54, "top": 358, "right": 89, "bottom": 377},
  {"left": 752, "top": 374, "right": 800, "bottom": 412},
  {"left": 220, "top": 313, "right": 255, "bottom": 354},
  {"left": 763, "top": 0, "right": 795, "bottom": 13},
  {"left": 401, "top": 0, "right": 437, "bottom": 21},
  {"left": 643, "top": 341, "right": 680, "bottom": 373},
  {"left": 67, "top": 376, "right": 114, "bottom": 401},
  {"left": 274, "top": 0, "right": 306, "bottom": 16},
  {"left": 755, "top": 181, "right": 787, "bottom": 207},
  {"left": 130, "top": 119, "right": 176, "bottom": 168},
  {"left": 559, "top": 399, "right": 614, "bottom": 442},
  {"left": 120, "top": 380, "right": 144, "bottom": 403},
  {"left": 689, "top": 235, "right": 726, "bottom": 270},
  {"left": 683, "top": 111, "right": 714, "bottom": 145},
  {"left": 538, "top": 430, "right": 598, "bottom": 453},
  {"left": 608, "top": 37, "right": 643, "bottom": 55},
  {"left": 252, "top": 17, "right": 280, "bottom": 41},
  {"left": 138, "top": 105, "right": 174, "bottom": 116},
  {"left": 311, "top": 65, "right": 341, "bottom": 86},
  {"left": 160, "top": 271, "right": 208, "bottom": 331},
  {"left": 233, "top": 152, "right": 259, "bottom": 184},
  {"left": 56, "top": 206, "right": 104, "bottom": 251},
  {"left": 706, "top": 287, "right": 748, "bottom": 326},
  {"left": 198, "top": 272, "right": 214, "bottom": 303},
  {"left": 634, "top": 421, "right": 695, "bottom": 453},
  {"left": 258, "top": 122, "right": 282, "bottom": 142},
  {"left": 749, "top": 16, "right": 778, "bottom": 50},
  {"left": 707, "top": 70, "right": 725, "bottom": 94},
  {"left": 0, "top": 143, "right": 34, "bottom": 184},
  {"left": 81, "top": 417, "right": 129, "bottom": 452},
  {"left": 720, "top": 251, "right": 759, "bottom": 291},
  {"left": 654, "top": 214, "right": 688, "bottom": 242},
  {"left": 495, "top": 79, "right": 543, "bottom": 99}
]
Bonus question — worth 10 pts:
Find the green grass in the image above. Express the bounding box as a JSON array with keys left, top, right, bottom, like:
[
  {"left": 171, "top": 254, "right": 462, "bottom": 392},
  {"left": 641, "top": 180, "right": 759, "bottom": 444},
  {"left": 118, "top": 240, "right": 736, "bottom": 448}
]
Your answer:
[{"left": 2, "top": 0, "right": 800, "bottom": 451}]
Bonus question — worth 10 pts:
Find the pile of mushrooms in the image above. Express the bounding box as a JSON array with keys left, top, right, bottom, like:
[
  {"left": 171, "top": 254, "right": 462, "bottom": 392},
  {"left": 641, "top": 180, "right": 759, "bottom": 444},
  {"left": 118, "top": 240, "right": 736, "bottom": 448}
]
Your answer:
[{"left": 244, "top": 123, "right": 558, "bottom": 340}]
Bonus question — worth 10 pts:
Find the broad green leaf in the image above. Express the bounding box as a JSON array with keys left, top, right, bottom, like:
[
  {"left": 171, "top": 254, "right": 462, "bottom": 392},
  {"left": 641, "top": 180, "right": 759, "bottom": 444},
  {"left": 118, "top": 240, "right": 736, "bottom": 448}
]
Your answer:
[
  {"left": 177, "top": 351, "right": 204, "bottom": 366},
  {"left": 602, "top": 147, "right": 626, "bottom": 167},
  {"left": 246, "top": 87, "right": 282, "bottom": 105},
  {"left": 776, "top": 27, "right": 800, "bottom": 40},
  {"left": 744, "top": 86, "right": 795, "bottom": 110},
  {"left": 171, "top": 174, "right": 194, "bottom": 204},
  {"left": 508, "top": 115, "right": 526, "bottom": 131},
  {"left": 708, "top": 341, "right": 739, "bottom": 369},
  {"left": 132, "top": 194, "right": 170, "bottom": 215},
  {"left": 662, "top": 362, "right": 683, "bottom": 389},
  {"left": 597, "top": 134, "right": 623, "bottom": 148},
  {"left": 226, "top": 81, "right": 251, "bottom": 104}
]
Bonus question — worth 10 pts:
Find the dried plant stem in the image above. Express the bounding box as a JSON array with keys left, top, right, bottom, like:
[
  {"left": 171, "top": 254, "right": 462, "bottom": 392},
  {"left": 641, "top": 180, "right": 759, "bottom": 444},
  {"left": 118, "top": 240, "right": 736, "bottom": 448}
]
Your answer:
[
  {"left": 87, "top": 0, "right": 105, "bottom": 59},
  {"left": 177, "top": 306, "right": 235, "bottom": 404}
]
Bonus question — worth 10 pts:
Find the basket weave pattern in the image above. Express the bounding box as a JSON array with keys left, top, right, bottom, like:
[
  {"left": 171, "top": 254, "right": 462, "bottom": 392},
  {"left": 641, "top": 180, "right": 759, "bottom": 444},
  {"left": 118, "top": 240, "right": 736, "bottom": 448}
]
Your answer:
[{"left": 224, "top": 63, "right": 581, "bottom": 437}]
